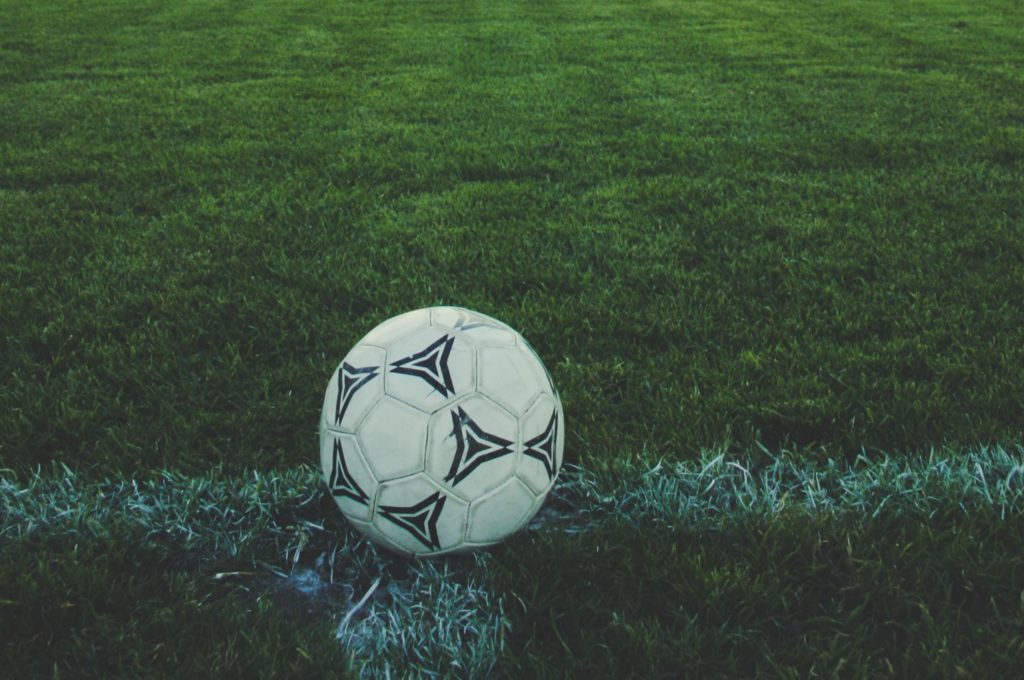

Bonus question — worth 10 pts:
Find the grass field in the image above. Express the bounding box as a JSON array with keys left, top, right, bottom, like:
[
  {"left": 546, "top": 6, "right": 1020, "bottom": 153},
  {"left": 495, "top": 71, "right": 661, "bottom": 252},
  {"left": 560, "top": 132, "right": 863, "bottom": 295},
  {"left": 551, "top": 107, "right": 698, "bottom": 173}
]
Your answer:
[{"left": 2, "top": 0, "right": 1023, "bottom": 676}]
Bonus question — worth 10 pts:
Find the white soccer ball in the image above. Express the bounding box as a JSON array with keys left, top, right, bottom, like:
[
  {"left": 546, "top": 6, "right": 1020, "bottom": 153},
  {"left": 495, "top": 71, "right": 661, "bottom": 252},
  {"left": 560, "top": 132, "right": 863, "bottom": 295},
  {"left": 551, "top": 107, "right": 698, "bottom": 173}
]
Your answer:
[{"left": 319, "top": 306, "right": 564, "bottom": 556}]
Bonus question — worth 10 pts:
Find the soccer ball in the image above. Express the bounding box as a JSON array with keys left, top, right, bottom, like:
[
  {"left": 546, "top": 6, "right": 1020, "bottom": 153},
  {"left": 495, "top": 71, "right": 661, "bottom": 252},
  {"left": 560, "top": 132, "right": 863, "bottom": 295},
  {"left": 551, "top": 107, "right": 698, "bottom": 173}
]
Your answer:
[{"left": 319, "top": 306, "right": 564, "bottom": 556}]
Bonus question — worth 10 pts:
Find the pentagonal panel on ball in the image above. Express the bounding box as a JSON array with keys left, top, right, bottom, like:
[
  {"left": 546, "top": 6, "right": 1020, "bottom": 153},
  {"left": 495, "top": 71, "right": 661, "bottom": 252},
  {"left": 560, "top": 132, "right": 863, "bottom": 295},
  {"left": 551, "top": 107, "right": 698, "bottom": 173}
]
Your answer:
[
  {"left": 320, "top": 432, "right": 377, "bottom": 522},
  {"left": 385, "top": 326, "right": 475, "bottom": 412},
  {"left": 477, "top": 344, "right": 546, "bottom": 417},
  {"left": 467, "top": 477, "right": 538, "bottom": 544},
  {"left": 372, "top": 475, "right": 469, "bottom": 554},
  {"left": 322, "top": 344, "right": 386, "bottom": 432},
  {"left": 516, "top": 393, "right": 563, "bottom": 495},
  {"left": 357, "top": 396, "right": 429, "bottom": 481},
  {"left": 359, "top": 308, "right": 431, "bottom": 347},
  {"left": 426, "top": 394, "right": 518, "bottom": 500},
  {"left": 431, "top": 306, "right": 518, "bottom": 347}
]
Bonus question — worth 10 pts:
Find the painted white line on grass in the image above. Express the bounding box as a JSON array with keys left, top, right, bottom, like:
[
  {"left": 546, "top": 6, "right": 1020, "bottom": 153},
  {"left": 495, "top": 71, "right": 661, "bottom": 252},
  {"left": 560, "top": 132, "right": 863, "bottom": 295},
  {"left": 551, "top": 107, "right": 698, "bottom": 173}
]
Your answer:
[
  {"left": 534, "top": 446, "right": 1024, "bottom": 534},
  {"left": 3, "top": 446, "right": 1023, "bottom": 678}
]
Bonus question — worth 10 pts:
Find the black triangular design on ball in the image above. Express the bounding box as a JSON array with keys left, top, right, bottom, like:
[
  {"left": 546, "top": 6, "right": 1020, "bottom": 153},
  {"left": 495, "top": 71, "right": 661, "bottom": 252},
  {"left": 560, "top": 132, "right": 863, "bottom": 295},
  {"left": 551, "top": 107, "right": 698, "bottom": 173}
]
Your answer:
[
  {"left": 335, "top": 362, "right": 380, "bottom": 427},
  {"left": 378, "top": 491, "right": 447, "bottom": 550},
  {"left": 329, "top": 438, "right": 369, "bottom": 505},
  {"left": 445, "top": 406, "right": 514, "bottom": 485},
  {"left": 390, "top": 335, "right": 456, "bottom": 397},
  {"left": 524, "top": 409, "right": 559, "bottom": 480}
]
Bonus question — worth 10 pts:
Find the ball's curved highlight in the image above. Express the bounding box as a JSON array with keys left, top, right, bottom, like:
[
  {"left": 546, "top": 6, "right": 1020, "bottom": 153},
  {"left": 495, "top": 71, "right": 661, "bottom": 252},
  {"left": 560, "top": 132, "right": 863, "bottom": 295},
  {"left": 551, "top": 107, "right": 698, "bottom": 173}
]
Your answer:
[{"left": 319, "top": 306, "right": 564, "bottom": 556}]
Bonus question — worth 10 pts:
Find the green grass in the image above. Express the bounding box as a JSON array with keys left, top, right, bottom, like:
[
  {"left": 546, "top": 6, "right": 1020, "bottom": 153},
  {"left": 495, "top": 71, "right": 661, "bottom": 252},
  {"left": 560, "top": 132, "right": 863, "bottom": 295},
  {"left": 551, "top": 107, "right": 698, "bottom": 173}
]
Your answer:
[
  {"left": 2, "top": 0, "right": 1023, "bottom": 478},
  {"left": 5, "top": 449, "right": 1024, "bottom": 677},
  {"left": 2, "top": 0, "right": 1024, "bottom": 676},
  {"left": 496, "top": 449, "right": 1024, "bottom": 678}
]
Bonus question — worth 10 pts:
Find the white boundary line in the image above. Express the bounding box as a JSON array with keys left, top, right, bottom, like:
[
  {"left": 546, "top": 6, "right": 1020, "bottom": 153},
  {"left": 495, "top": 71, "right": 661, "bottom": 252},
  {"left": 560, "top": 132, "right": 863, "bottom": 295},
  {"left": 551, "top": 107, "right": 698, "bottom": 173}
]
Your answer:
[{"left": 3, "top": 446, "right": 1024, "bottom": 677}]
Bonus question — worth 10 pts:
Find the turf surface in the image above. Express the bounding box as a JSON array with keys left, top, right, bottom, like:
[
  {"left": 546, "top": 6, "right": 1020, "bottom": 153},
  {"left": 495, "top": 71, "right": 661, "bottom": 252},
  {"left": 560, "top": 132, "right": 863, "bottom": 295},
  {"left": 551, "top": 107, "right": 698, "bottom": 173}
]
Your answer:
[
  {"left": 2, "top": 0, "right": 1023, "bottom": 676},
  {"left": 5, "top": 450, "right": 1024, "bottom": 677},
  {"left": 2, "top": 0, "right": 1022, "bottom": 478}
]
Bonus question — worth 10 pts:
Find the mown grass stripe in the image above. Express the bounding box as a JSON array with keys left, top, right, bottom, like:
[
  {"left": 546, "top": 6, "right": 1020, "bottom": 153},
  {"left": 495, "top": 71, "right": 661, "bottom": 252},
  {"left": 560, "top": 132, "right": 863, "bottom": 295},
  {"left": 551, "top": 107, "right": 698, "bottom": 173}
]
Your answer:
[{"left": 3, "top": 0, "right": 1023, "bottom": 478}]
